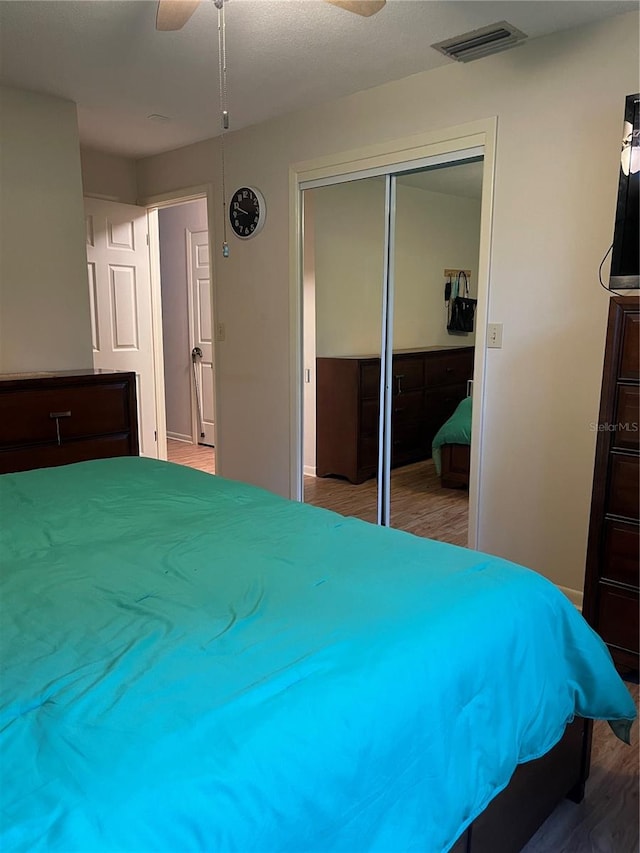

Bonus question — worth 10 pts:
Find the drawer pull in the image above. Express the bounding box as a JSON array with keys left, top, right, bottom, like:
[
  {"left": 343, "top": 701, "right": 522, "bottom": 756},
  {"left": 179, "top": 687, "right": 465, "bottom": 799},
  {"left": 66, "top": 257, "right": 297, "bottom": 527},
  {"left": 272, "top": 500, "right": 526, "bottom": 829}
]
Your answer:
[
  {"left": 395, "top": 374, "right": 405, "bottom": 395},
  {"left": 49, "top": 411, "right": 71, "bottom": 446},
  {"left": 393, "top": 407, "right": 405, "bottom": 414},
  {"left": 446, "top": 367, "right": 454, "bottom": 373}
]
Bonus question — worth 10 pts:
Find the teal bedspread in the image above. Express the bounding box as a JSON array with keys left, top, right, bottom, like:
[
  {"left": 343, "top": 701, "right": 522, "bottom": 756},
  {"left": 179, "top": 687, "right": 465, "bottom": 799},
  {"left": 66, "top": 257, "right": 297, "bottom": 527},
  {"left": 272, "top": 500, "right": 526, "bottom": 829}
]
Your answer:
[
  {"left": 432, "top": 395, "right": 472, "bottom": 475},
  {"left": 0, "top": 458, "right": 635, "bottom": 853}
]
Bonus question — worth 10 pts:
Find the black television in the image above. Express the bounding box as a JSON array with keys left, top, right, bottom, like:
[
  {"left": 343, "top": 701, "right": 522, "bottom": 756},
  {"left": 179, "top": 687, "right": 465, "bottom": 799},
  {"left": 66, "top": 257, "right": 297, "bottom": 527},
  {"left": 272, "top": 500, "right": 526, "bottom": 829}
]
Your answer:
[{"left": 609, "top": 93, "right": 639, "bottom": 289}]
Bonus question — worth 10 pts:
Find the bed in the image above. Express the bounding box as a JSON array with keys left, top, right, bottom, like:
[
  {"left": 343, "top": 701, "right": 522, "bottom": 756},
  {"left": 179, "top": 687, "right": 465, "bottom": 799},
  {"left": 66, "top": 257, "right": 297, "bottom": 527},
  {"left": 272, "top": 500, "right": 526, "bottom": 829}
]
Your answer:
[
  {"left": 432, "top": 396, "right": 472, "bottom": 489},
  {"left": 0, "top": 457, "right": 635, "bottom": 853}
]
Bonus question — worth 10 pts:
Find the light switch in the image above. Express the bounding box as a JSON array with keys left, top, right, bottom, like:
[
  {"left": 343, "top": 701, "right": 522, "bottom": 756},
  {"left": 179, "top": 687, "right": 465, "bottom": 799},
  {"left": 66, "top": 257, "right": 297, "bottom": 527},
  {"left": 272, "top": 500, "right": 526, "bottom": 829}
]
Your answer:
[{"left": 487, "top": 323, "right": 503, "bottom": 348}]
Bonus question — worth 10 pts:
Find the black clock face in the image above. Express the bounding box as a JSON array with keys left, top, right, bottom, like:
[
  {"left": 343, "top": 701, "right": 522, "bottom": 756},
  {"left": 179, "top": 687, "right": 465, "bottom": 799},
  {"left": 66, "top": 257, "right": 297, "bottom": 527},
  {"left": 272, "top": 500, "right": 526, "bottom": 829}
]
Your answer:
[{"left": 229, "top": 187, "right": 264, "bottom": 239}]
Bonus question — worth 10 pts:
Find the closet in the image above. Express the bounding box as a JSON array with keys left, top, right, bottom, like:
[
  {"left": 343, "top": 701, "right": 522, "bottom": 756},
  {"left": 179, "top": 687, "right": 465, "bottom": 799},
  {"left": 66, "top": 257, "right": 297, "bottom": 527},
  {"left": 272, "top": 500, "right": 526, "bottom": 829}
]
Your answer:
[{"left": 303, "top": 156, "right": 483, "bottom": 533}]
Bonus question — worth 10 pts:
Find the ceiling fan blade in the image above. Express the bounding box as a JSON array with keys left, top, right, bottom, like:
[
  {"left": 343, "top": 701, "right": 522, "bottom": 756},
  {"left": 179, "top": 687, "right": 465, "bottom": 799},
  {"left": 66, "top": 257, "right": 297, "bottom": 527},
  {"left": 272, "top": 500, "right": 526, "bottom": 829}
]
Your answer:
[
  {"left": 325, "top": 0, "right": 386, "bottom": 16},
  {"left": 156, "top": 0, "right": 202, "bottom": 31}
]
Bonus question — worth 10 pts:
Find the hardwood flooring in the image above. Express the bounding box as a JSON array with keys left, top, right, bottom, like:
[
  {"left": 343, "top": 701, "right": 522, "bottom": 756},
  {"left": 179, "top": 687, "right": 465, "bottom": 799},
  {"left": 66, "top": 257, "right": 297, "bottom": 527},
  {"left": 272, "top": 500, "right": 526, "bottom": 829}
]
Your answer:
[
  {"left": 167, "top": 440, "right": 638, "bottom": 853},
  {"left": 305, "top": 459, "right": 469, "bottom": 546},
  {"left": 166, "top": 439, "right": 215, "bottom": 474},
  {"left": 524, "top": 681, "right": 639, "bottom": 853}
]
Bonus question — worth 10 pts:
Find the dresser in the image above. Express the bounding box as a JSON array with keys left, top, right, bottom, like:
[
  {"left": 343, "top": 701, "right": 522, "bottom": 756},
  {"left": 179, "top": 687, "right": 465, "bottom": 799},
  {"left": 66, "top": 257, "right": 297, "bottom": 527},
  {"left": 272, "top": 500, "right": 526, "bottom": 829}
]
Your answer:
[
  {"left": 583, "top": 296, "right": 639, "bottom": 674},
  {"left": 0, "top": 370, "right": 139, "bottom": 474},
  {"left": 316, "top": 346, "right": 474, "bottom": 484}
]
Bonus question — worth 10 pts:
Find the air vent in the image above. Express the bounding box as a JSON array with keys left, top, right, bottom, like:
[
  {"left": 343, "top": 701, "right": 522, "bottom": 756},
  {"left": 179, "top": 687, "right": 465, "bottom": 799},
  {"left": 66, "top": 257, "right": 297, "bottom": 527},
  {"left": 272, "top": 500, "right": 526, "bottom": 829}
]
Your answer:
[{"left": 431, "top": 21, "right": 527, "bottom": 63}]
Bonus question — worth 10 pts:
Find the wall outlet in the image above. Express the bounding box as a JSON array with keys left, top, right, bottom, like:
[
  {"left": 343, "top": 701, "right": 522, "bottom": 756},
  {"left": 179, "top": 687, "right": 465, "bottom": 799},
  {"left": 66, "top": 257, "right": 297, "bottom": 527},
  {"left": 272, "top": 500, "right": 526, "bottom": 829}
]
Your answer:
[
  {"left": 216, "top": 322, "right": 226, "bottom": 342},
  {"left": 487, "top": 323, "right": 503, "bottom": 348}
]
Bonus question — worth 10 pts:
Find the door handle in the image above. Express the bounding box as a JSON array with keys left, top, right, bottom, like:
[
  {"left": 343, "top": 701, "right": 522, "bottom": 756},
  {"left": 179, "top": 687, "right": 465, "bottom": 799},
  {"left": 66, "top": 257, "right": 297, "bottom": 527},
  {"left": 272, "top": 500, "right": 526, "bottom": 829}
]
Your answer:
[
  {"left": 49, "top": 411, "right": 71, "bottom": 446},
  {"left": 467, "top": 379, "right": 474, "bottom": 398},
  {"left": 191, "top": 347, "right": 203, "bottom": 361}
]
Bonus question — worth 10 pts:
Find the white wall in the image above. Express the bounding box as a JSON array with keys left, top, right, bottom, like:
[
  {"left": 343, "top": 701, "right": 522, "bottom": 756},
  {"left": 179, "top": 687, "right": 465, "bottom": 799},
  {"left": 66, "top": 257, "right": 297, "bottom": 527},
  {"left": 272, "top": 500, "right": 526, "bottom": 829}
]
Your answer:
[
  {"left": 135, "top": 12, "right": 639, "bottom": 596},
  {"left": 158, "top": 199, "right": 208, "bottom": 441},
  {"left": 313, "top": 179, "right": 481, "bottom": 358},
  {"left": 0, "top": 86, "right": 92, "bottom": 371},
  {"left": 81, "top": 147, "right": 138, "bottom": 204}
]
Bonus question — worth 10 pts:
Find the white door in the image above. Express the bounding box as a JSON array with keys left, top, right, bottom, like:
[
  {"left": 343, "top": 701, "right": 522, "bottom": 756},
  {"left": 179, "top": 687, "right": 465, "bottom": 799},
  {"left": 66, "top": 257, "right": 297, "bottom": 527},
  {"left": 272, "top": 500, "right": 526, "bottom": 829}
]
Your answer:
[
  {"left": 85, "top": 198, "right": 158, "bottom": 457},
  {"left": 188, "top": 230, "right": 215, "bottom": 446}
]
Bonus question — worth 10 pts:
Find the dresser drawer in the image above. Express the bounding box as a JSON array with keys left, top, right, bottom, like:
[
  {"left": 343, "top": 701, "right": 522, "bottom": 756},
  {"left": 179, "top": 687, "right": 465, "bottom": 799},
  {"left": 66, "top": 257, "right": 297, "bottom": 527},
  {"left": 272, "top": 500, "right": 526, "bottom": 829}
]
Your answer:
[
  {"left": 425, "top": 351, "right": 473, "bottom": 387},
  {"left": 597, "top": 584, "right": 639, "bottom": 654},
  {"left": 391, "top": 423, "right": 425, "bottom": 465},
  {"left": 391, "top": 390, "right": 423, "bottom": 425},
  {"left": 360, "top": 362, "right": 381, "bottom": 399},
  {"left": 392, "top": 357, "right": 423, "bottom": 395},
  {"left": 607, "top": 453, "right": 639, "bottom": 519},
  {"left": 612, "top": 385, "right": 640, "bottom": 451},
  {"left": 0, "top": 382, "right": 132, "bottom": 447},
  {"left": 0, "top": 435, "right": 134, "bottom": 475},
  {"left": 601, "top": 520, "right": 640, "bottom": 588},
  {"left": 620, "top": 311, "right": 639, "bottom": 381},
  {"left": 425, "top": 385, "right": 467, "bottom": 429}
]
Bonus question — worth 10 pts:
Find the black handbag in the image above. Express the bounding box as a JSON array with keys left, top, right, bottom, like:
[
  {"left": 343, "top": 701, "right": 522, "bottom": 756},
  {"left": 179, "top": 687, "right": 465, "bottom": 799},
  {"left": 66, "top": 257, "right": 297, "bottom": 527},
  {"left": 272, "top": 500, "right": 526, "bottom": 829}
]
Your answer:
[{"left": 447, "top": 271, "right": 477, "bottom": 334}]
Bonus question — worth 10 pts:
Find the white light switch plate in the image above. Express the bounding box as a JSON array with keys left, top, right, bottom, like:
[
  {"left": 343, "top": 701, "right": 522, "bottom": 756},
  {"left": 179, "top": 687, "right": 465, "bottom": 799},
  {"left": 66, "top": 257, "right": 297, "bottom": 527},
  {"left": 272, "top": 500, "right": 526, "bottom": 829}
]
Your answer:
[{"left": 487, "top": 323, "right": 503, "bottom": 348}]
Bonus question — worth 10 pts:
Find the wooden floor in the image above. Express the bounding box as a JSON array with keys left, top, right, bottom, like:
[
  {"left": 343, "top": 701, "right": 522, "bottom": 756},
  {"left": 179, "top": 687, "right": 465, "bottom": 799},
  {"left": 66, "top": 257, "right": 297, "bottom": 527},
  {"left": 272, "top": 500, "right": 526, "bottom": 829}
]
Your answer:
[
  {"left": 305, "top": 459, "right": 469, "bottom": 546},
  {"left": 167, "top": 440, "right": 638, "bottom": 852},
  {"left": 524, "top": 680, "right": 639, "bottom": 853},
  {"left": 167, "top": 439, "right": 215, "bottom": 474},
  {"left": 166, "top": 445, "right": 468, "bottom": 546}
]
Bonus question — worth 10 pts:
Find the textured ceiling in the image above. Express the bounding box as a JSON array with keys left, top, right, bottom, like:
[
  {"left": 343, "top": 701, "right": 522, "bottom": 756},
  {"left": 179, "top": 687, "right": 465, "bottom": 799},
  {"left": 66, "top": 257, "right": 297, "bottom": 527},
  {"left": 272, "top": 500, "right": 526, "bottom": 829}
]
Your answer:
[{"left": 0, "top": 0, "right": 636, "bottom": 158}]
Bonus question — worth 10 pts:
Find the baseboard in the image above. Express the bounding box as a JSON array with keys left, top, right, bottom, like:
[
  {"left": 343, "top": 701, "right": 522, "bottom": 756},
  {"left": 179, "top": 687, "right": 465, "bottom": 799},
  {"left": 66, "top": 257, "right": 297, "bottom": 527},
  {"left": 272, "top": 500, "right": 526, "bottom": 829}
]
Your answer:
[
  {"left": 557, "top": 585, "right": 583, "bottom": 612},
  {"left": 167, "top": 432, "right": 193, "bottom": 444},
  {"left": 304, "top": 465, "right": 317, "bottom": 477}
]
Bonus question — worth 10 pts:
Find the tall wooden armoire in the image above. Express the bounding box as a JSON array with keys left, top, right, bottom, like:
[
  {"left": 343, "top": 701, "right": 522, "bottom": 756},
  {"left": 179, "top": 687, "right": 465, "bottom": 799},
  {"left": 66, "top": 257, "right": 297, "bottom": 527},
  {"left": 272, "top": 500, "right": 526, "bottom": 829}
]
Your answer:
[{"left": 583, "top": 295, "right": 639, "bottom": 674}]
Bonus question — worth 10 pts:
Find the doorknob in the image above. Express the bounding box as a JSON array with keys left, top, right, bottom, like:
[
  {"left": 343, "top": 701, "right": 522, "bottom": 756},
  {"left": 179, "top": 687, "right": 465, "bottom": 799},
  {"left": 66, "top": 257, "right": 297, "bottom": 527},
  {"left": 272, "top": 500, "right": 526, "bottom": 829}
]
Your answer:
[{"left": 191, "top": 347, "right": 203, "bottom": 361}]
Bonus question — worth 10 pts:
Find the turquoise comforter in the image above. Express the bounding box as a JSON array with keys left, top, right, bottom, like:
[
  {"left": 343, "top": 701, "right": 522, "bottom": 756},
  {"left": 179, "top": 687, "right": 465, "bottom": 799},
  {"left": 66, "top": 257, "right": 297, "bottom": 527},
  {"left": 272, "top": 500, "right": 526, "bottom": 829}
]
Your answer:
[{"left": 0, "top": 458, "right": 635, "bottom": 853}]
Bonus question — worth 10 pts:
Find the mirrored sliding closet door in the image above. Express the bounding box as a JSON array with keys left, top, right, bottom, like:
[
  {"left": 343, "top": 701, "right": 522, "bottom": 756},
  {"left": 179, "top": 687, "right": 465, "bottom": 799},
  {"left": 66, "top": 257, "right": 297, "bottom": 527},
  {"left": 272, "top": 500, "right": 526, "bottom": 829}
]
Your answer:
[{"left": 301, "top": 176, "right": 386, "bottom": 524}]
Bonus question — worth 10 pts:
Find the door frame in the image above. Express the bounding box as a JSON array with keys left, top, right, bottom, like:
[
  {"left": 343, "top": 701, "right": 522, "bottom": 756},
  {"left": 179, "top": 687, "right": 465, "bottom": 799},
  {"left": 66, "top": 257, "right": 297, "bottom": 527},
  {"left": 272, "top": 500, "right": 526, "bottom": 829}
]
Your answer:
[
  {"left": 288, "top": 117, "right": 497, "bottom": 549},
  {"left": 141, "top": 184, "right": 217, "bottom": 464}
]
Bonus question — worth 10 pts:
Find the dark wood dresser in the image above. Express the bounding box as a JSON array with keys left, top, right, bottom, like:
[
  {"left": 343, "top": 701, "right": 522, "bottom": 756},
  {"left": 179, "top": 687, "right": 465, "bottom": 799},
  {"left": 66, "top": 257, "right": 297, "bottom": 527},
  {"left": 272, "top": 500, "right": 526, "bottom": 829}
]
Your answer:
[
  {"left": 0, "top": 370, "right": 139, "bottom": 475},
  {"left": 316, "top": 346, "right": 473, "bottom": 484},
  {"left": 584, "top": 296, "right": 639, "bottom": 673}
]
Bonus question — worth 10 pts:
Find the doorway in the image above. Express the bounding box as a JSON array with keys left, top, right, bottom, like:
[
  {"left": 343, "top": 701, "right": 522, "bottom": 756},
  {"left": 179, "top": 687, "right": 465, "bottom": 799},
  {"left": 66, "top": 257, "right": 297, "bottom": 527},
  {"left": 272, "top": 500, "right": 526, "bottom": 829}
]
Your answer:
[
  {"left": 84, "top": 190, "right": 218, "bottom": 473},
  {"left": 155, "top": 198, "right": 216, "bottom": 473}
]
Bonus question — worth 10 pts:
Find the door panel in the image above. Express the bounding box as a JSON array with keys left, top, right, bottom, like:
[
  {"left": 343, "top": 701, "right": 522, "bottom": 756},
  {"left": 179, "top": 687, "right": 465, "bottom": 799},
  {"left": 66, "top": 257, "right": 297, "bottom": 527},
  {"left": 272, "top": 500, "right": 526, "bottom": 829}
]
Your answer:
[
  {"left": 85, "top": 198, "right": 157, "bottom": 457},
  {"left": 189, "top": 230, "right": 215, "bottom": 446},
  {"left": 303, "top": 178, "right": 386, "bottom": 524}
]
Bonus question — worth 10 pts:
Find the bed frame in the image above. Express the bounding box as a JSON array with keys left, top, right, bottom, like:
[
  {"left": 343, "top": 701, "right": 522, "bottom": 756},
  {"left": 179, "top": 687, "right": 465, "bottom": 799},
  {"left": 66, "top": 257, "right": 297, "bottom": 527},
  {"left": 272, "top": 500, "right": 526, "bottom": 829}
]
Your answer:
[
  {"left": 440, "top": 443, "right": 471, "bottom": 489},
  {"left": 451, "top": 717, "right": 592, "bottom": 852}
]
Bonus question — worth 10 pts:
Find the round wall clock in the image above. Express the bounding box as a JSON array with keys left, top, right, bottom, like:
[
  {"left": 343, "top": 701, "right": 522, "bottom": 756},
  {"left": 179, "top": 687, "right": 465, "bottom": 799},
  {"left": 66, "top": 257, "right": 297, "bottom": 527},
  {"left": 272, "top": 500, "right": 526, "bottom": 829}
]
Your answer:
[{"left": 229, "top": 186, "right": 266, "bottom": 239}]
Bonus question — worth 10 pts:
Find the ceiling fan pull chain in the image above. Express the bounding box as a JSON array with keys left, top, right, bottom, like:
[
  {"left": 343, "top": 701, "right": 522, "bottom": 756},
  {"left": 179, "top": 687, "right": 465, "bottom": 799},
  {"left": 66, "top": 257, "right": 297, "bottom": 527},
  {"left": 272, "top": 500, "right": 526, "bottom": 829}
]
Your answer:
[{"left": 216, "top": 0, "right": 230, "bottom": 256}]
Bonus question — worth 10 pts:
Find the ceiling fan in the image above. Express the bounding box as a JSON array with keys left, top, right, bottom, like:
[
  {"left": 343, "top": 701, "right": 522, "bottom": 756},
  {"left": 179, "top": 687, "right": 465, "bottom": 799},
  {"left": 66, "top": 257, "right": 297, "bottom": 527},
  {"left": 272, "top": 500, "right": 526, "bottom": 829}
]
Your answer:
[{"left": 156, "top": 0, "right": 386, "bottom": 31}]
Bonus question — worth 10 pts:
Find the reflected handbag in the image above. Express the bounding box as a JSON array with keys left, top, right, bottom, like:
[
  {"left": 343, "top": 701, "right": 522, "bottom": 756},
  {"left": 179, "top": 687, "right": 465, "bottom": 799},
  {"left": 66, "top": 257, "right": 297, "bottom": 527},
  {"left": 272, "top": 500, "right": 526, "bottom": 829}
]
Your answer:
[{"left": 447, "top": 271, "right": 477, "bottom": 334}]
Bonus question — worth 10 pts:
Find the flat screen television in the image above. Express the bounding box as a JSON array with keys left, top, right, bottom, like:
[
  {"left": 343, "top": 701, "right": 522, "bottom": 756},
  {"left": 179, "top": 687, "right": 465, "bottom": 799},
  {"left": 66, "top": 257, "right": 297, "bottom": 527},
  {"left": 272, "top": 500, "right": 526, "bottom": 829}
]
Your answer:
[{"left": 609, "top": 93, "right": 639, "bottom": 289}]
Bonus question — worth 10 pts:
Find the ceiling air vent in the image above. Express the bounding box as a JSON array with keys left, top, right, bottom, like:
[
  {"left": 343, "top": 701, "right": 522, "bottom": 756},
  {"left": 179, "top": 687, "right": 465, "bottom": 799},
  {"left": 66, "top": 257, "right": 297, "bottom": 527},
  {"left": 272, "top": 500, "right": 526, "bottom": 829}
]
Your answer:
[{"left": 431, "top": 21, "right": 527, "bottom": 63}]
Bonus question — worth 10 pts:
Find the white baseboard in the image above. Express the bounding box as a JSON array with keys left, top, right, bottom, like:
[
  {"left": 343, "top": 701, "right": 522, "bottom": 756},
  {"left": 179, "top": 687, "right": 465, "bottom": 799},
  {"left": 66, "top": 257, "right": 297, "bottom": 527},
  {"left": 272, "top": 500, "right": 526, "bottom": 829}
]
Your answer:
[
  {"left": 167, "top": 431, "right": 193, "bottom": 444},
  {"left": 557, "top": 585, "right": 583, "bottom": 612},
  {"left": 303, "top": 465, "right": 317, "bottom": 477}
]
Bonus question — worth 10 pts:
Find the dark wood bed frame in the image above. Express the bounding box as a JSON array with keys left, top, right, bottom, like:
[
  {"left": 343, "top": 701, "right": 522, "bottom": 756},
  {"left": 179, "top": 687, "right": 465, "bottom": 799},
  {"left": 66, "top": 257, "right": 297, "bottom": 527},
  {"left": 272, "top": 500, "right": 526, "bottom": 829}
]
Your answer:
[
  {"left": 440, "top": 443, "right": 471, "bottom": 490},
  {"left": 451, "top": 717, "right": 592, "bottom": 852}
]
